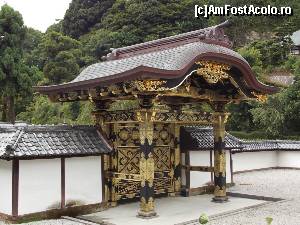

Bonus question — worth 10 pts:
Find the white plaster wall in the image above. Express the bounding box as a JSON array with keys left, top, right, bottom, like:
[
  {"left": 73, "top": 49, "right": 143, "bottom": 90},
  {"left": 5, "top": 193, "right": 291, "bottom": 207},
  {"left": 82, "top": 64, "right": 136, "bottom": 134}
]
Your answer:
[
  {"left": 232, "top": 151, "right": 277, "bottom": 172},
  {"left": 190, "top": 171, "right": 212, "bottom": 188},
  {"left": 0, "top": 160, "right": 12, "bottom": 215},
  {"left": 19, "top": 159, "right": 61, "bottom": 215},
  {"left": 190, "top": 151, "right": 211, "bottom": 166},
  {"left": 277, "top": 151, "right": 300, "bottom": 168},
  {"left": 190, "top": 151, "right": 212, "bottom": 188},
  {"left": 189, "top": 151, "right": 233, "bottom": 188},
  {"left": 226, "top": 152, "right": 231, "bottom": 183},
  {"left": 65, "top": 156, "right": 102, "bottom": 205}
]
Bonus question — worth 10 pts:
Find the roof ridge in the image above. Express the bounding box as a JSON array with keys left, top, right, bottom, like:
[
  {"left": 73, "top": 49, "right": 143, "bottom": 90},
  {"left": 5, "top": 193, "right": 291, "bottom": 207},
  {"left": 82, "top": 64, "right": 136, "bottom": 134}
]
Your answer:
[
  {"left": 2, "top": 129, "right": 24, "bottom": 158},
  {"left": 104, "top": 21, "right": 232, "bottom": 60},
  {"left": 24, "top": 124, "right": 96, "bottom": 132}
]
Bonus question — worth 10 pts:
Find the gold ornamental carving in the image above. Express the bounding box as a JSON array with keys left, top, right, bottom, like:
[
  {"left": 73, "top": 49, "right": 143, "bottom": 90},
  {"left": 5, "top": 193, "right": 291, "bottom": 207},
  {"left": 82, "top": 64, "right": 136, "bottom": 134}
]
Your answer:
[
  {"left": 214, "top": 185, "right": 226, "bottom": 197},
  {"left": 140, "top": 153, "right": 155, "bottom": 188},
  {"left": 252, "top": 91, "right": 268, "bottom": 103},
  {"left": 196, "top": 61, "right": 231, "bottom": 84},
  {"left": 140, "top": 197, "right": 155, "bottom": 212},
  {"left": 214, "top": 151, "right": 226, "bottom": 174},
  {"left": 134, "top": 80, "right": 168, "bottom": 92},
  {"left": 139, "top": 122, "right": 154, "bottom": 145},
  {"left": 138, "top": 111, "right": 155, "bottom": 145}
]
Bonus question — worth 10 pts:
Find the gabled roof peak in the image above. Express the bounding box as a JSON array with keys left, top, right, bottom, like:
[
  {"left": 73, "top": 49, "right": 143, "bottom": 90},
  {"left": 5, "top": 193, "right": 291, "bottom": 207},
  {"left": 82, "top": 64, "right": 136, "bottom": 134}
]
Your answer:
[{"left": 104, "top": 20, "right": 232, "bottom": 61}]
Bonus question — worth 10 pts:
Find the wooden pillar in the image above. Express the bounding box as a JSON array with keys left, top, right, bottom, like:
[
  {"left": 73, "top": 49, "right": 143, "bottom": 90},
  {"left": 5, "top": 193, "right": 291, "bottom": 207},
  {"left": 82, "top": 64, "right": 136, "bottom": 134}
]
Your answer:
[
  {"left": 101, "top": 154, "right": 110, "bottom": 203},
  {"left": 61, "top": 158, "right": 66, "bottom": 209},
  {"left": 230, "top": 150, "right": 234, "bottom": 184},
  {"left": 137, "top": 97, "right": 157, "bottom": 218},
  {"left": 12, "top": 159, "right": 19, "bottom": 217},
  {"left": 94, "top": 100, "right": 113, "bottom": 206},
  {"left": 185, "top": 151, "right": 190, "bottom": 196},
  {"left": 212, "top": 110, "right": 229, "bottom": 202},
  {"left": 173, "top": 124, "right": 181, "bottom": 194},
  {"left": 210, "top": 150, "right": 214, "bottom": 183}
]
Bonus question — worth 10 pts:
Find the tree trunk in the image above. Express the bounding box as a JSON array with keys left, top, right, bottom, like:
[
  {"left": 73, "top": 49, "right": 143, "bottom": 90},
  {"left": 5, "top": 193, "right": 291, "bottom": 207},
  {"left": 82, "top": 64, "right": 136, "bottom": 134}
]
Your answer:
[
  {"left": 1, "top": 96, "right": 7, "bottom": 122},
  {"left": 7, "top": 96, "right": 16, "bottom": 124}
]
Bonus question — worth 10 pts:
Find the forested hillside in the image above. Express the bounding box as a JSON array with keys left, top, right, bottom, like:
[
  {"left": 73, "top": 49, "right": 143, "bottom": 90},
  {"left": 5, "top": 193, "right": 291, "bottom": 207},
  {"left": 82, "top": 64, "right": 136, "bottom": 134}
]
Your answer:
[{"left": 0, "top": 0, "right": 300, "bottom": 139}]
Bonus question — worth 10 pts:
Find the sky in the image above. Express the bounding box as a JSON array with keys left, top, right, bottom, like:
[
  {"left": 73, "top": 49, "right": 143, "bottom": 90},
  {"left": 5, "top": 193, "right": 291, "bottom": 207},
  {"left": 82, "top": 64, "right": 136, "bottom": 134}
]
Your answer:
[{"left": 0, "top": 0, "right": 72, "bottom": 32}]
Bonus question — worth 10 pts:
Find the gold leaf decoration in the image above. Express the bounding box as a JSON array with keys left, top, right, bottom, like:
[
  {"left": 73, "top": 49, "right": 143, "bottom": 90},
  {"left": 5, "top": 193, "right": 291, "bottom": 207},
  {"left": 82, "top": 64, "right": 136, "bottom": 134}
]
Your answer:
[
  {"left": 134, "top": 80, "right": 168, "bottom": 91},
  {"left": 196, "top": 61, "right": 231, "bottom": 84},
  {"left": 140, "top": 153, "right": 155, "bottom": 188},
  {"left": 252, "top": 91, "right": 268, "bottom": 103},
  {"left": 140, "top": 197, "right": 155, "bottom": 212},
  {"left": 214, "top": 185, "right": 226, "bottom": 197}
]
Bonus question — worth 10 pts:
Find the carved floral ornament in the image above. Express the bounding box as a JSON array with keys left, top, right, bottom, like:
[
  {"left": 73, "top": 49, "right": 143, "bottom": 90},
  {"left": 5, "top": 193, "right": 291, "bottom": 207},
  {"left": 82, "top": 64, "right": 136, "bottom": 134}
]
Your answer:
[
  {"left": 252, "top": 91, "right": 268, "bottom": 103},
  {"left": 196, "top": 60, "right": 231, "bottom": 84},
  {"left": 133, "top": 60, "right": 231, "bottom": 92},
  {"left": 134, "top": 80, "right": 168, "bottom": 92}
]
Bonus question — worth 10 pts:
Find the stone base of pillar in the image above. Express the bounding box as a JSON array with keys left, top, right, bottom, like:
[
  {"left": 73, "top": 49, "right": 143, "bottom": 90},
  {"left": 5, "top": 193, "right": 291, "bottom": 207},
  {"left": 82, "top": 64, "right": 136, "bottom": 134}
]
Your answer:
[
  {"left": 212, "top": 196, "right": 229, "bottom": 203},
  {"left": 137, "top": 210, "right": 158, "bottom": 219},
  {"left": 110, "top": 201, "right": 117, "bottom": 207}
]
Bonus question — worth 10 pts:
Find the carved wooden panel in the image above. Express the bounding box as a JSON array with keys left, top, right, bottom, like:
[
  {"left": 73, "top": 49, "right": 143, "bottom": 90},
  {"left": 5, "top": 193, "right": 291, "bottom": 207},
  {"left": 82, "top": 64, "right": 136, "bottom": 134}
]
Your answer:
[
  {"left": 115, "top": 124, "right": 140, "bottom": 146},
  {"left": 153, "top": 147, "right": 171, "bottom": 172},
  {"left": 110, "top": 122, "right": 177, "bottom": 201},
  {"left": 117, "top": 147, "right": 140, "bottom": 174}
]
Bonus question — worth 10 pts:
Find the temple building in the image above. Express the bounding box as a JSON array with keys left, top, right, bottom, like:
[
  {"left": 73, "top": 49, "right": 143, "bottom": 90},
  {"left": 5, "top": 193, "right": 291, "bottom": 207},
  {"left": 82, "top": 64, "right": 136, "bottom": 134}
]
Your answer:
[{"left": 0, "top": 21, "right": 287, "bottom": 222}]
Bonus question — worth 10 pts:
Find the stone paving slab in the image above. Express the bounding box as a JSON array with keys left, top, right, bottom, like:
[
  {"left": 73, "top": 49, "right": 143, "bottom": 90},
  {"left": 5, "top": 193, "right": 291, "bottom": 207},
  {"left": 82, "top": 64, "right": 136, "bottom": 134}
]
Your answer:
[{"left": 79, "top": 195, "right": 265, "bottom": 225}]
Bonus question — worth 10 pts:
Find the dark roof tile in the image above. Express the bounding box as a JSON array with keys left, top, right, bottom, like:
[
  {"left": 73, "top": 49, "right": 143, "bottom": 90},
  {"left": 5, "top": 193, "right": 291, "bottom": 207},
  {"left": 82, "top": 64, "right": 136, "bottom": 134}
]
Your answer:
[
  {"left": 180, "top": 126, "right": 300, "bottom": 152},
  {"left": 0, "top": 123, "right": 113, "bottom": 160},
  {"left": 180, "top": 126, "right": 241, "bottom": 151}
]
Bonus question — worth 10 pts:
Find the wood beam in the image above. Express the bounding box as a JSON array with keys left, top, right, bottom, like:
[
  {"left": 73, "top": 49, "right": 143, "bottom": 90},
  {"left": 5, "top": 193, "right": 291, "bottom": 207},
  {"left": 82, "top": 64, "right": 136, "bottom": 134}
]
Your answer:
[
  {"left": 230, "top": 150, "right": 234, "bottom": 184},
  {"left": 61, "top": 158, "right": 66, "bottom": 209},
  {"left": 12, "top": 159, "right": 19, "bottom": 218},
  {"left": 184, "top": 166, "right": 214, "bottom": 172},
  {"left": 210, "top": 150, "right": 214, "bottom": 183},
  {"left": 185, "top": 151, "right": 190, "bottom": 197}
]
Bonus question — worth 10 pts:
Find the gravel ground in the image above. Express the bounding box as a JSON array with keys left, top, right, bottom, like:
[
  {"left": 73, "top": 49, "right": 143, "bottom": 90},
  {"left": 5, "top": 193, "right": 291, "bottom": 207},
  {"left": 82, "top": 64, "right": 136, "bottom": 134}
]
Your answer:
[
  {"left": 0, "top": 219, "right": 83, "bottom": 225},
  {"left": 229, "top": 169, "right": 300, "bottom": 199},
  {"left": 205, "top": 169, "right": 300, "bottom": 225}
]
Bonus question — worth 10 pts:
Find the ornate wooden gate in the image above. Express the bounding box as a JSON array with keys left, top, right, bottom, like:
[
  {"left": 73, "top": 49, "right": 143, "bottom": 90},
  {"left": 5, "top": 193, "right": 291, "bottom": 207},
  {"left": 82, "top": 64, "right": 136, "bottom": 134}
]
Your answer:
[{"left": 110, "top": 122, "right": 175, "bottom": 201}]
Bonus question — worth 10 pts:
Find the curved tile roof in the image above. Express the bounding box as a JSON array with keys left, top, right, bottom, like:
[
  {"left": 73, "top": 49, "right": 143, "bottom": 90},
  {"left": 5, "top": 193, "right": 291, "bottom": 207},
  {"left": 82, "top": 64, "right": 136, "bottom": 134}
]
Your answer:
[
  {"left": 36, "top": 21, "right": 278, "bottom": 95},
  {"left": 73, "top": 42, "right": 247, "bottom": 83},
  {"left": 0, "top": 123, "right": 112, "bottom": 160}
]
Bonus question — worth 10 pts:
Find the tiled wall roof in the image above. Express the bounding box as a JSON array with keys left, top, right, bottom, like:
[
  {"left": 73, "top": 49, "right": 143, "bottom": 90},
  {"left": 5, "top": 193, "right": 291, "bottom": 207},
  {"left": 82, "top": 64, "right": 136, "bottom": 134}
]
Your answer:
[
  {"left": 180, "top": 126, "right": 242, "bottom": 151},
  {"left": 0, "top": 123, "right": 112, "bottom": 160},
  {"left": 181, "top": 126, "right": 300, "bottom": 152}
]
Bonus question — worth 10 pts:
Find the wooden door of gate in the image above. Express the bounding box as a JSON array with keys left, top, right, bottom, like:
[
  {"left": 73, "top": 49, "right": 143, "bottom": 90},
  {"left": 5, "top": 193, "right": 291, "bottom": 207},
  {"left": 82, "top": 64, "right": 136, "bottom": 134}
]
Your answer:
[{"left": 110, "top": 123, "right": 175, "bottom": 201}]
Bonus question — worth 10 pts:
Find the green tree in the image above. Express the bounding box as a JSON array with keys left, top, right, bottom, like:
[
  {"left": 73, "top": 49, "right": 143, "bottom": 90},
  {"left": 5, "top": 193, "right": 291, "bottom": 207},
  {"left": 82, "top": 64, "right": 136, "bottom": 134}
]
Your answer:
[
  {"left": 251, "top": 94, "right": 286, "bottom": 137},
  {"left": 17, "top": 95, "right": 93, "bottom": 125},
  {"left": 62, "top": 0, "right": 115, "bottom": 39},
  {"left": 0, "top": 4, "right": 32, "bottom": 123},
  {"left": 251, "top": 60, "right": 300, "bottom": 138},
  {"left": 79, "top": 0, "right": 210, "bottom": 62},
  {"left": 101, "top": 0, "right": 209, "bottom": 41},
  {"left": 23, "top": 27, "right": 43, "bottom": 68},
  {"left": 38, "top": 31, "right": 82, "bottom": 84}
]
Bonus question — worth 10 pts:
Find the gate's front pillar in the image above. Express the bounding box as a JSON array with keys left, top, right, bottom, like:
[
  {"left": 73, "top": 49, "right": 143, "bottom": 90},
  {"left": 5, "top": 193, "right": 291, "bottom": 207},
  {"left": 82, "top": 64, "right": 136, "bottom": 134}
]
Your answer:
[
  {"left": 212, "top": 110, "right": 229, "bottom": 203},
  {"left": 137, "top": 97, "right": 157, "bottom": 218}
]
